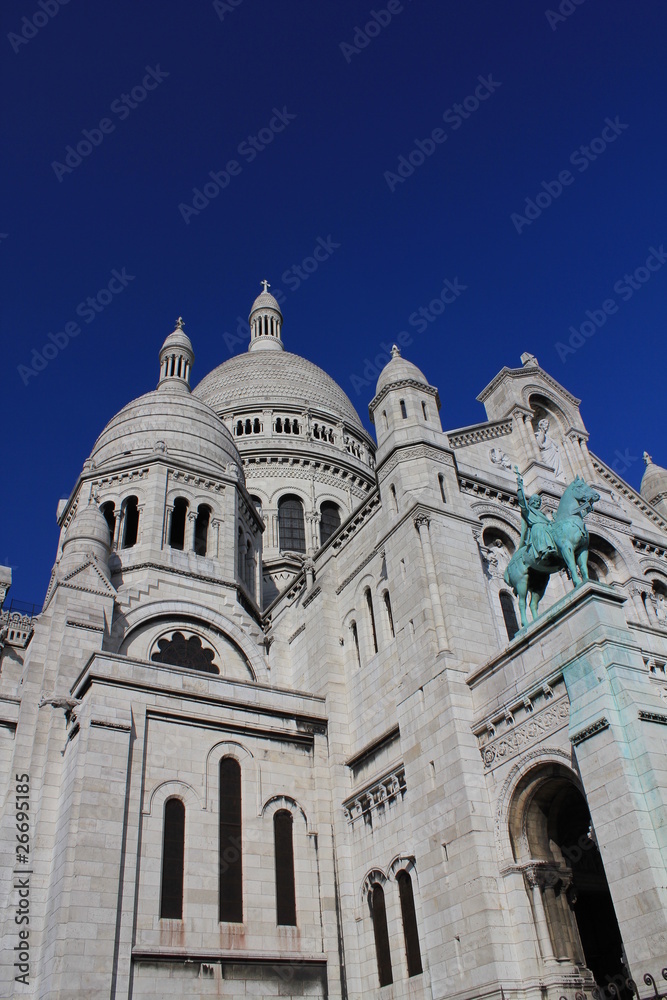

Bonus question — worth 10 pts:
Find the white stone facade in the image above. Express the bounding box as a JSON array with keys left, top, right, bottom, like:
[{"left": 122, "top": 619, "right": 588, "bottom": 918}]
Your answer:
[{"left": 1, "top": 297, "right": 666, "bottom": 999}]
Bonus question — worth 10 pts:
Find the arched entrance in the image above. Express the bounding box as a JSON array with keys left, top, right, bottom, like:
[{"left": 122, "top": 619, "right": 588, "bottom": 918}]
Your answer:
[{"left": 510, "top": 764, "right": 629, "bottom": 995}]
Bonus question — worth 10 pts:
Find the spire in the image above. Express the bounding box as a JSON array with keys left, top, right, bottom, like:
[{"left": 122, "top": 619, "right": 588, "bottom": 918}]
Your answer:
[
  {"left": 157, "top": 317, "right": 195, "bottom": 391},
  {"left": 248, "top": 281, "right": 284, "bottom": 353},
  {"left": 391, "top": 344, "right": 401, "bottom": 359}
]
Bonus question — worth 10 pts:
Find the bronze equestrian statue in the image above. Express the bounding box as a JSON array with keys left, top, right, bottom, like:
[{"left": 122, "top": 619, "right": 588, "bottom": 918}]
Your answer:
[{"left": 504, "top": 469, "right": 600, "bottom": 630}]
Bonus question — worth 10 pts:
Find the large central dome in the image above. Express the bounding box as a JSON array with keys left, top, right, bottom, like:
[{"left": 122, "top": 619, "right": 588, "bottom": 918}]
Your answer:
[{"left": 194, "top": 350, "right": 366, "bottom": 432}]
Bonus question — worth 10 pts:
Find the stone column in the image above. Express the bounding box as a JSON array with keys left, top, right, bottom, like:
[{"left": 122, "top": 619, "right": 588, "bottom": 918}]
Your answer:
[
  {"left": 188, "top": 512, "right": 197, "bottom": 552},
  {"left": 164, "top": 506, "right": 173, "bottom": 548},
  {"left": 414, "top": 514, "right": 449, "bottom": 652},
  {"left": 113, "top": 509, "right": 124, "bottom": 549},
  {"left": 210, "top": 518, "right": 221, "bottom": 560},
  {"left": 524, "top": 865, "right": 557, "bottom": 964}
]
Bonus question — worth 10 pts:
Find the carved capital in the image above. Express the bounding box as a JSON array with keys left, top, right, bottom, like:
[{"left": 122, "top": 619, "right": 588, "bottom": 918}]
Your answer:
[{"left": 414, "top": 513, "right": 430, "bottom": 530}]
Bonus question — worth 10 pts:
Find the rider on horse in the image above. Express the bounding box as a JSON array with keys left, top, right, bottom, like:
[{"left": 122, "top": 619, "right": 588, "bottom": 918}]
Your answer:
[{"left": 515, "top": 468, "right": 557, "bottom": 560}]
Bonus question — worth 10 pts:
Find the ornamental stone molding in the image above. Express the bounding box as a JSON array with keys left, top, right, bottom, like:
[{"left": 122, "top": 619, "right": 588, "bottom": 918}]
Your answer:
[
  {"left": 447, "top": 419, "right": 513, "bottom": 450},
  {"left": 459, "top": 477, "right": 520, "bottom": 510},
  {"left": 377, "top": 443, "right": 455, "bottom": 479},
  {"left": 369, "top": 377, "right": 440, "bottom": 412},
  {"left": 480, "top": 696, "right": 570, "bottom": 770},
  {"left": 638, "top": 709, "right": 667, "bottom": 725},
  {"left": 343, "top": 763, "right": 406, "bottom": 826},
  {"left": 570, "top": 717, "right": 610, "bottom": 746}
]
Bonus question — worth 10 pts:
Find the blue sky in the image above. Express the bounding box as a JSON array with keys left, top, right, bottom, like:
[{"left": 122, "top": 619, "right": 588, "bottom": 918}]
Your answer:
[{"left": 3, "top": 0, "right": 666, "bottom": 604}]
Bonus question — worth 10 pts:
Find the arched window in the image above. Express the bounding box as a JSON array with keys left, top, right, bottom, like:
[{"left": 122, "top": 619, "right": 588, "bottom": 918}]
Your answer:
[
  {"left": 237, "top": 527, "right": 244, "bottom": 578},
  {"left": 160, "top": 798, "right": 185, "bottom": 919},
  {"left": 100, "top": 501, "right": 115, "bottom": 542},
  {"left": 383, "top": 591, "right": 395, "bottom": 638},
  {"left": 284, "top": 419, "right": 292, "bottom": 434},
  {"left": 236, "top": 420, "right": 243, "bottom": 436},
  {"left": 499, "top": 591, "right": 520, "bottom": 641},
  {"left": 170, "top": 498, "right": 188, "bottom": 550},
  {"left": 278, "top": 495, "right": 306, "bottom": 553},
  {"left": 369, "top": 883, "right": 393, "bottom": 987},
  {"left": 397, "top": 870, "right": 422, "bottom": 977},
  {"left": 253, "top": 417, "right": 261, "bottom": 433},
  {"left": 245, "top": 418, "right": 252, "bottom": 434},
  {"left": 438, "top": 474, "right": 446, "bottom": 503},
  {"left": 320, "top": 501, "right": 342, "bottom": 546},
  {"left": 274, "top": 810, "right": 296, "bottom": 926},
  {"left": 400, "top": 399, "right": 407, "bottom": 419},
  {"left": 122, "top": 496, "right": 139, "bottom": 548},
  {"left": 194, "top": 504, "right": 211, "bottom": 556},
  {"left": 250, "top": 495, "right": 262, "bottom": 516},
  {"left": 389, "top": 484, "right": 398, "bottom": 513},
  {"left": 421, "top": 401, "right": 428, "bottom": 420},
  {"left": 245, "top": 539, "right": 255, "bottom": 598},
  {"left": 350, "top": 621, "right": 361, "bottom": 668},
  {"left": 219, "top": 757, "right": 242, "bottom": 923},
  {"left": 365, "top": 588, "right": 378, "bottom": 654},
  {"left": 382, "top": 410, "right": 388, "bottom": 430}
]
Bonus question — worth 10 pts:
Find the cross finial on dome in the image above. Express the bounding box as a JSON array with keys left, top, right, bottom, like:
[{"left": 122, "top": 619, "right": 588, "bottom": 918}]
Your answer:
[
  {"left": 176, "top": 316, "right": 185, "bottom": 330},
  {"left": 644, "top": 451, "right": 653, "bottom": 465},
  {"left": 261, "top": 279, "right": 270, "bottom": 293},
  {"left": 391, "top": 345, "right": 401, "bottom": 359}
]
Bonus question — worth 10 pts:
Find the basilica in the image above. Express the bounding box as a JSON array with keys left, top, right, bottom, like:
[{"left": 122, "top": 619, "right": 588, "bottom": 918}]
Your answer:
[{"left": 1, "top": 286, "right": 666, "bottom": 1000}]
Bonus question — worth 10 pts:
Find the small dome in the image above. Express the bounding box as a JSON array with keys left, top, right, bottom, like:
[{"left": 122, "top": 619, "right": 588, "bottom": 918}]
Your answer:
[
  {"left": 375, "top": 345, "right": 429, "bottom": 396},
  {"left": 64, "top": 503, "right": 111, "bottom": 547},
  {"left": 250, "top": 291, "right": 283, "bottom": 316},
  {"left": 641, "top": 452, "right": 667, "bottom": 506},
  {"left": 160, "top": 327, "right": 194, "bottom": 355},
  {"left": 89, "top": 388, "right": 243, "bottom": 479}
]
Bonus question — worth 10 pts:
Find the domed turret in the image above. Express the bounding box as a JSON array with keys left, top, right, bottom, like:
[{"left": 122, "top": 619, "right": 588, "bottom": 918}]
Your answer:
[
  {"left": 89, "top": 319, "right": 242, "bottom": 480},
  {"left": 60, "top": 502, "right": 111, "bottom": 577},
  {"left": 641, "top": 452, "right": 667, "bottom": 518},
  {"left": 248, "top": 281, "right": 284, "bottom": 353},
  {"left": 375, "top": 344, "right": 430, "bottom": 396},
  {"left": 370, "top": 346, "right": 442, "bottom": 450},
  {"left": 158, "top": 317, "right": 194, "bottom": 390}
]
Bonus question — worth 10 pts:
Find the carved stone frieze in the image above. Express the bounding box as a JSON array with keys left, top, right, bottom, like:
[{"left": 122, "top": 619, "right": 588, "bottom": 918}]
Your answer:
[{"left": 480, "top": 696, "right": 570, "bottom": 770}]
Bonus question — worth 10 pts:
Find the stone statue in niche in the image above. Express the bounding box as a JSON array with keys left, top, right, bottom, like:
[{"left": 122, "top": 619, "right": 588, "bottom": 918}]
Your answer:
[
  {"left": 482, "top": 538, "right": 511, "bottom": 580},
  {"left": 652, "top": 590, "right": 667, "bottom": 624},
  {"left": 489, "top": 447, "right": 512, "bottom": 470},
  {"left": 535, "top": 418, "right": 564, "bottom": 479}
]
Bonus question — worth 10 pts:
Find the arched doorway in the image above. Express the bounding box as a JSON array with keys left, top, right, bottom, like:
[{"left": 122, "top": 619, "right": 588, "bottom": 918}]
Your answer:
[{"left": 510, "top": 765, "right": 629, "bottom": 996}]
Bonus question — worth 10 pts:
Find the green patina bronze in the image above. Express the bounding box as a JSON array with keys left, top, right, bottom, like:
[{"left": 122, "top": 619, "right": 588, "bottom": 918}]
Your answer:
[{"left": 504, "top": 468, "right": 600, "bottom": 630}]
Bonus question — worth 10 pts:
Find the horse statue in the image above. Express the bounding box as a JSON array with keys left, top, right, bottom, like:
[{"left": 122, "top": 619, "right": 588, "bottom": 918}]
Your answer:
[{"left": 503, "top": 469, "right": 600, "bottom": 630}]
